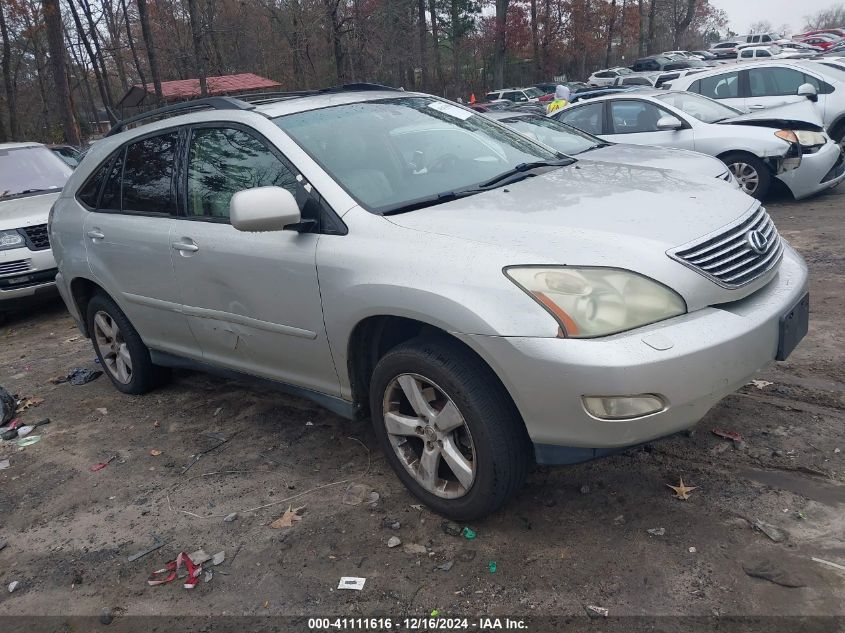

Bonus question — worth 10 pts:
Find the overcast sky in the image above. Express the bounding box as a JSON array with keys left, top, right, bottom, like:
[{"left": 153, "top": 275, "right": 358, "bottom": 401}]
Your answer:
[{"left": 709, "top": 0, "right": 839, "bottom": 34}]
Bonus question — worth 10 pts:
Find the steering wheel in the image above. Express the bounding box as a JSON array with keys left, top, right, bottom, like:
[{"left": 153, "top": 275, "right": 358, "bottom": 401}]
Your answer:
[{"left": 428, "top": 153, "right": 460, "bottom": 173}]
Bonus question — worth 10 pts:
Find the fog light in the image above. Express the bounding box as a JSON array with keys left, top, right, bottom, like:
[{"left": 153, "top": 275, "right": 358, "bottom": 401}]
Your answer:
[{"left": 582, "top": 394, "right": 666, "bottom": 420}]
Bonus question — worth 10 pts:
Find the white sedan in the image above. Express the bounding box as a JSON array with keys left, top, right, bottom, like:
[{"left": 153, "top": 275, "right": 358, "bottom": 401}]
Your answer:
[
  {"left": 553, "top": 89, "right": 845, "bottom": 199},
  {"left": 588, "top": 67, "right": 634, "bottom": 87}
]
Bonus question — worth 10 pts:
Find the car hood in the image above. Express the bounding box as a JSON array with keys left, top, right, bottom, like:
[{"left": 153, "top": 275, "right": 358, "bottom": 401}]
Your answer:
[
  {"left": 385, "top": 161, "right": 765, "bottom": 310},
  {"left": 583, "top": 143, "right": 729, "bottom": 178},
  {"left": 718, "top": 100, "right": 824, "bottom": 130},
  {"left": 0, "top": 192, "right": 59, "bottom": 231}
]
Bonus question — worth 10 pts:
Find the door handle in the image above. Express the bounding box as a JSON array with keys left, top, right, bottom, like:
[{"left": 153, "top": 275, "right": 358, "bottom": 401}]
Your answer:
[
  {"left": 86, "top": 229, "right": 105, "bottom": 239},
  {"left": 748, "top": 104, "right": 766, "bottom": 110},
  {"left": 171, "top": 241, "right": 199, "bottom": 253}
]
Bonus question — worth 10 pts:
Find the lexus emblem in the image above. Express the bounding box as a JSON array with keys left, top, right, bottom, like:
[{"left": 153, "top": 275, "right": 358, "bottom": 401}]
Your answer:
[{"left": 746, "top": 230, "right": 768, "bottom": 255}]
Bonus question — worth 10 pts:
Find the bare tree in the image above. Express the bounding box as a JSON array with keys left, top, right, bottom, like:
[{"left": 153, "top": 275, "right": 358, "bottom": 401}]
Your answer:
[
  {"left": 186, "top": 0, "right": 208, "bottom": 95},
  {"left": 493, "top": 0, "right": 509, "bottom": 88},
  {"left": 637, "top": 0, "right": 645, "bottom": 56},
  {"left": 647, "top": 0, "right": 658, "bottom": 54},
  {"left": 0, "top": 2, "right": 18, "bottom": 139},
  {"left": 417, "top": 0, "right": 429, "bottom": 89},
  {"left": 136, "top": 0, "right": 163, "bottom": 103},
  {"left": 322, "top": 0, "right": 346, "bottom": 83},
  {"left": 429, "top": 0, "right": 445, "bottom": 92},
  {"left": 605, "top": 0, "right": 617, "bottom": 67},
  {"left": 121, "top": 0, "right": 147, "bottom": 87},
  {"left": 42, "top": 0, "right": 81, "bottom": 144},
  {"left": 673, "top": 0, "right": 697, "bottom": 47},
  {"left": 804, "top": 5, "right": 845, "bottom": 30}
]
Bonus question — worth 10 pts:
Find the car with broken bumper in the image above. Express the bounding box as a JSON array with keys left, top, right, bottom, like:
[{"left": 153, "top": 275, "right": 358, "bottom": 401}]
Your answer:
[{"left": 50, "top": 88, "right": 809, "bottom": 519}]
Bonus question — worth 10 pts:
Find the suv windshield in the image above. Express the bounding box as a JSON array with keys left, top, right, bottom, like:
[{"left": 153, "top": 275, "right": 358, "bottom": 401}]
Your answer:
[
  {"left": 501, "top": 115, "right": 604, "bottom": 155},
  {"left": 275, "top": 96, "right": 562, "bottom": 213},
  {"left": 655, "top": 91, "right": 741, "bottom": 123},
  {"left": 523, "top": 87, "right": 544, "bottom": 98},
  {"left": 0, "top": 145, "right": 72, "bottom": 201}
]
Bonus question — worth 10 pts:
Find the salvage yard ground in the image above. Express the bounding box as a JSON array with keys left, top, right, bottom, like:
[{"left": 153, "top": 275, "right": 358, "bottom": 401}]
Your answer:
[{"left": 0, "top": 187, "right": 844, "bottom": 622}]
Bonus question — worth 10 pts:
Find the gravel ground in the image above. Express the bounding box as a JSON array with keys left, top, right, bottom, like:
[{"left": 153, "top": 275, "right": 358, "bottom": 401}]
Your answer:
[{"left": 0, "top": 186, "right": 843, "bottom": 627}]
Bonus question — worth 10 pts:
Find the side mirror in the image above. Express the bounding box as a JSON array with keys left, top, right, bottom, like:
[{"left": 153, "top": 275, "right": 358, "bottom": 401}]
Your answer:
[
  {"left": 230, "top": 186, "right": 301, "bottom": 232},
  {"left": 656, "top": 115, "right": 683, "bottom": 131},
  {"left": 797, "top": 82, "right": 819, "bottom": 102}
]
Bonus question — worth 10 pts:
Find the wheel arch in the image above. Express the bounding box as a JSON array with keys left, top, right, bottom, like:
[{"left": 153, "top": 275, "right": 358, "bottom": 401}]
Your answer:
[{"left": 69, "top": 276, "right": 109, "bottom": 337}]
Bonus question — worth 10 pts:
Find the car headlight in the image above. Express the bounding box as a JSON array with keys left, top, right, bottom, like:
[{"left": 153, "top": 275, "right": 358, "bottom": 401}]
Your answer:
[
  {"left": 795, "top": 130, "right": 826, "bottom": 147},
  {"left": 0, "top": 230, "right": 25, "bottom": 251},
  {"left": 504, "top": 266, "right": 687, "bottom": 338}
]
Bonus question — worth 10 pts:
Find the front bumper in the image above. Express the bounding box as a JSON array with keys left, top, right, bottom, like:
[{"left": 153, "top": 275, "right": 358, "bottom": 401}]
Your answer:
[
  {"left": 458, "top": 245, "right": 809, "bottom": 462},
  {"left": 0, "top": 246, "right": 58, "bottom": 308},
  {"left": 776, "top": 140, "right": 845, "bottom": 199}
]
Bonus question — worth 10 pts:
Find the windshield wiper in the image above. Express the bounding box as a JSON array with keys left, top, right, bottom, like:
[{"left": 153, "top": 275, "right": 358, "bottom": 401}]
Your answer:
[{"left": 477, "top": 158, "right": 573, "bottom": 188}]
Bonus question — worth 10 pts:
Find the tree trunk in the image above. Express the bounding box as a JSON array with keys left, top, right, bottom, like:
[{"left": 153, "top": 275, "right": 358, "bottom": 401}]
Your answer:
[
  {"left": 42, "top": 0, "right": 81, "bottom": 145},
  {"left": 674, "top": 0, "right": 697, "bottom": 48},
  {"left": 0, "top": 2, "right": 18, "bottom": 139},
  {"left": 136, "top": 0, "right": 163, "bottom": 104},
  {"left": 638, "top": 0, "right": 645, "bottom": 56},
  {"left": 605, "top": 0, "right": 617, "bottom": 67},
  {"left": 647, "top": 0, "right": 658, "bottom": 55},
  {"left": 450, "top": 0, "right": 461, "bottom": 97},
  {"left": 67, "top": 0, "right": 114, "bottom": 116},
  {"left": 493, "top": 0, "right": 509, "bottom": 89},
  {"left": 322, "top": 0, "right": 345, "bottom": 84},
  {"left": 186, "top": 0, "right": 208, "bottom": 96},
  {"left": 78, "top": 0, "right": 114, "bottom": 107},
  {"left": 121, "top": 0, "right": 147, "bottom": 87},
  {"left": 429, "top": 0, "right": 445, "bottom": 93},
  {"left": 417, "top": 0, "right": 428, "bottom": 90},
  {"left": 530, "top": 0, "right": 540, "bottom": 80}
]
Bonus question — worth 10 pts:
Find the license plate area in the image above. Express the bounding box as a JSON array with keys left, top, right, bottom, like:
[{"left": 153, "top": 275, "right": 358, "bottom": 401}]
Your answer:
[{"left": 777, "top": 292, "right": 809, "bottom": 361}]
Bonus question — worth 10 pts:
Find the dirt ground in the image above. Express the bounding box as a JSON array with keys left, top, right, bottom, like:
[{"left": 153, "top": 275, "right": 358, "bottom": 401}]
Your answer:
[{"left": 0, "top": 185, "right": 844, "bottom": 627}]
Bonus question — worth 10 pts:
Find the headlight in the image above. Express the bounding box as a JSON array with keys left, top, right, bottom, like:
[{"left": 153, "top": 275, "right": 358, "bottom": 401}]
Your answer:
[
  {"left": 795, "top": 130, "right": 826, "bottom": 147},
  {"left": 0, "top": 230, "right": 25, "bottom": 251},
  {"left": 504, "top": 266, "right": 687, "bottom": 338}
]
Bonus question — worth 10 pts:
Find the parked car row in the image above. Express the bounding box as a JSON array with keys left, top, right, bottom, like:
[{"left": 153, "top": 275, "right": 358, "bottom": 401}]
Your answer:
[{"left": 3, "top": 83, "right": 816, "bottom": 519}]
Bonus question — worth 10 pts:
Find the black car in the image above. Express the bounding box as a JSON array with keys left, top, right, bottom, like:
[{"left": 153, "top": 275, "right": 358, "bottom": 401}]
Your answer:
[{"left": 630, "top": 55, "right": 690, "bottom": 72}]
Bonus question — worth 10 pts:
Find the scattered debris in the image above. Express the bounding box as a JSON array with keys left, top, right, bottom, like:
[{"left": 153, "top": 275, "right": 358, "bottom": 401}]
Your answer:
[
  {"left": 15, "top": 396, "right": 44, "bottom": 413},
  {"left": 99, "top": 608, "right": 113, "bottom": 625},
  {"left": 305, "top": 421, "right": 314, "bottom": 426},
  {"left": 457, "top": 550, "right": 477, "bottom": 562},
  {"left": 667, "top": 477, "right": 698, "bottom": 500},
  {"left": 585, "top": 605, "right": 608, "bottom": 618},
  {"left": 647, "top": 528, "right": 666, "bottom": 536},
  {"left": 752, "top": 520, "right": 788, "bottom": 543},
  {"left": 213, "top": 407, "right": 222, "bottom": 417},
  {"left": 224, "top": 512, "right": 239, "bottom": 523},
  {"left": 488, "top": 561, "right": 497, "bottom": 573},
  {"left": 795, "top": 511, "right": 807, "bottom": 521},
  {"left": 835, "top": 448, "right": 841, "bottom": 454},
  {"left": 66, "top": 368, "right": 103, "bottom": 386},
  {"left": 337, "top": 577, "right": 366, "bottom": 591},
  {"left": 204, "top": 570, "right": 213, "bottom": 584},
  {"left": 387, "top": 536, "right": 402, "bottom": 548},
  {"left": 712, "top": 428, "right": 744, "bottom": 443},
  {"left": 149, "top": 449, "right": 162, "bottom": 456},
  {"left": 0, "top": 387, "right": 15, "bottom": 425},
  {"left": 403, "top": 544, "right": 427, "bottom": 555},
  {"left": 367, "top": 491, "right": 380, "bottom": 506},
  {"left": 269, "top": 505, "right": 305, "bottom": 528},
  {"left": 461, "top": 527, "right": 477, "bottom": 540},
  {"left": 384, "top": 519, "right": 401, "bottom": 530},
  {"left": 211, "top": 551, "right": 225, "bottom": 566},
  {"left": 688, "top": 547, "right": 697, "bottom": 553},
  {"left": 5, "top": 418, "right": 50, "bottom": 440},
  {"left": 7, "top": 580, "right": 20, "bottom": 593},
  {"left": 811, "top": 557, "right": 845, "bottom": 573},
  {"left": 95, "top": 408, "right": 108, "bottom": 415},
  {"left": 148, "top": 552, "right": 204, "bottom": 589},
  {"left": 181, "top": 431, "right": 238, "bottom": 474},
  {"left": 16, "top": 435, "right": 41, "bottom": 448},
  {"left": 127, "top": 535, "right": 167, "bottom": 562},
  {"left": 441, "top": 521, "right": 462, "bottom": 537},
  {"left": 342, "top": 483, "right": 373, "bottom": 506},
  {"left": 0, "top": 459, "right": 9, "bottom": 470},
  {"left": 410, "top": 504, "right": 423, "bottom": 511},
  {"left": 750, "top": 380, "right": 773, "bottom": 389},
  {"left": 613, "top": 515, "right": 625, "bottom": 525},
  {"left": 188, "top": 549, "right": 212, "bottom": 565},
  {"left": 435, "top": 561, "right": 454, "bottom": 572},
  {"left": 90, "top": 455, "right": 116, "bottom": 472},
  {"left": 743, "top": 555, "right": 811, "bottom": 587}
]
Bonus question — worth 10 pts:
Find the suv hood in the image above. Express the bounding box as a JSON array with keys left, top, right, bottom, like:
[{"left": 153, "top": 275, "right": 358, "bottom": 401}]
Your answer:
[
  {"left": 0, "top": 192, "right": 59, "bottom": 231},
  {"left": 385, "top": 161, "right": 765, "bottom": 310},
  {"left": 719, "top": 100, "right": 824, "bottom": 131}
]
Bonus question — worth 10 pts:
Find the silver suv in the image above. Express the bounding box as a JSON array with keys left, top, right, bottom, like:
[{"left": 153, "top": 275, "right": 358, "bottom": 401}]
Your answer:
[{"left": 50, "top": 86, "right": 809, "bottom": 519}]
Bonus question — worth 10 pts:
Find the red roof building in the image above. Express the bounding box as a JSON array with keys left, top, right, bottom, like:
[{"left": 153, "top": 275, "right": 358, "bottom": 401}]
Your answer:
[{"left": 117, "top": 73, "right": 282, "bottom": 108}]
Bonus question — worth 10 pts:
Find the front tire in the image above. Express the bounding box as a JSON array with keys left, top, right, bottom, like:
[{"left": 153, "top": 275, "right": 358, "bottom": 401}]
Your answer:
[
  {"left": 86, "top": 293, "right": 168, "bottom": 395},
  {"left": 369, "top": 337, "right": 530, "bottom": 520},
  {"left": 723, "top": 152, "right": 772, "bottom": 199}
]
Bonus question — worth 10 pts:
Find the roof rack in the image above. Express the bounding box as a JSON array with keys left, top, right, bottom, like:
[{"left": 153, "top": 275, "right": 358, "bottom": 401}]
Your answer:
[
  {"left": 105, "top": 83, "right": 401, "bottom": 137},
  {"left": 106, "top": 96, "right": 255, "bottom": 137}
]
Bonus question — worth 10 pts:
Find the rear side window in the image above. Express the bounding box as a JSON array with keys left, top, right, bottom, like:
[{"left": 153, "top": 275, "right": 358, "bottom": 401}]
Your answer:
[
  {"left": 99, "top": 148, "right": 124, "bottom": 211},
  {"left": 693, "top": 71, "right": 740, "bottom": 99},
  {"left": 186, "top": 127, "right": 298, "bottom": 220},
  {"left": 740, "top": 49, "right": 754, "bottom": 58},
  {"left": 558, "top": 102, "right": 604, "bottom": 135},
  {"left": 748, "top": 67, "right": 806, "bottom": 97},
  {"left": 77, "top": 155, "right": 115, "bottom": 208},
  {"left": 121, "top": 132, "right": 179, "bottom": 215}
]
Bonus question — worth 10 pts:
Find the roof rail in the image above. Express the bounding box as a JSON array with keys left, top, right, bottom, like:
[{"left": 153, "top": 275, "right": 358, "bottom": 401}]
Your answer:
[
  {"left": 106, "top": 96, "right": 255, "bottom": 137},
  {"left": 235, "top": 82, "right": 400, "bottom": 105}
]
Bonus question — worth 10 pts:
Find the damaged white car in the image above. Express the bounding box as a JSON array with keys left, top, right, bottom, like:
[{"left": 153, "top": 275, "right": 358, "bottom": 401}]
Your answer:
[{"left": 554, "top": 90, "right": 845, "bottom": 199}]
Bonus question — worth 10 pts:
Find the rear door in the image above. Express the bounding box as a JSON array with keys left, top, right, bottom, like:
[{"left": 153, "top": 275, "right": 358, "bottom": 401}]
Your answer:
[
  {"left": 169, "top": 123, "right": 339, "bottom": 395},
  {"left": 601, "top": 99, "right": 696, "bottom": 150},
  {"left": 744, "top": 66, "right": 820, "bottom": 112},
  {"left": 83, "top": 130, "right": 198, "bottom": 356}
]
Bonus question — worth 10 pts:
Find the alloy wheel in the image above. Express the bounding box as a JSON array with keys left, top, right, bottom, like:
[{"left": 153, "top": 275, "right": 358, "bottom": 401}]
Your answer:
[
  {"left": 93, "top": 310, "right": 133, "bottom": 384},
  {"left": 382, "top": 373, "right": 476, "bottom": 499},
  {"left": 729, "top": 162, "right": 760, "bottom": 195}
]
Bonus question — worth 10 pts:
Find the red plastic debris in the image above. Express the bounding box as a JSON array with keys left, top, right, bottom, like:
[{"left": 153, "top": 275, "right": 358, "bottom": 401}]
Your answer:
[
  {"left": 148, "top": 552, "right": 203, "bottom": 589},
  {"left": 90, "top": 455, "right": 116, "bottom": 472},
  {"left": 712, "top": 428, "right": 743, "bottom": 443}
]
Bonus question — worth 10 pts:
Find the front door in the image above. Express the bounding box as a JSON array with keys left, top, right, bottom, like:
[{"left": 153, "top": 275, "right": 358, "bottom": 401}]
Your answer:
[
  {"left": 170, "top": 124, "right": 339, "bottom": 396},
  {"left": 602, "top": 99, "right": 696, "bottom": 151}
]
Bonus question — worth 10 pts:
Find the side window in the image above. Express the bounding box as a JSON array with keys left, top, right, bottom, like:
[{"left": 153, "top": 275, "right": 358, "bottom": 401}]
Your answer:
[
  {"left": 99, "top": 148, "right": 124, "bottom": 211},
  {"left": 748, "top": 67, "right": 806, "bottom": 97},
  {"left": 758, "top": 49, "right": 771, "bottom": 57},
  {"left": 77, "top": 154, "right": 115, "bottom": 208},
  {"left": 186, "top": 127, "right": 298, "bottom": 220},
  {"left": 802, "top": 73, "right": 834, "bottom": 94},
  {"left": 741, "top": 49, "right": 754, "bottom": 58},
  {"left": 122, "top": 132, "right": 178, "bottom": 214},
  {"left": 694, "top": 72, "right": 739, "bottom": 99},
  {"left": 558, "top": 102, "right": 604, "bottom": 135},
  {"left": 762, "top": 34, "right": 771, "bottom": 42},
  {"left": 610, "top": 100, "right": 667, "bottom": 134}
]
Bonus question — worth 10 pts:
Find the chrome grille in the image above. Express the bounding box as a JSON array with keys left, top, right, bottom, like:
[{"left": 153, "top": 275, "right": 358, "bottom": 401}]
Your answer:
[
  {"left": 669, "top": 206, "right": 783, "bottom": 288},
  {"left": 22, "top": 224, "right": 50, "bottom": 250},
  {"left": 0, "top": 259, "right": 33, "bottom": 277}
]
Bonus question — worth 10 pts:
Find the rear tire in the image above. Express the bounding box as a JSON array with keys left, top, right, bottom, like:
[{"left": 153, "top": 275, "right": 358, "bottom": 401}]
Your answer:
[
  {"left": 86, "top": 293, "right": 169, "bottom": 395},
  {"left": 722, "top": 152, "right": 772, "bottom": 199},
  {"left": 369, "top": 336, "right": 530, "bottom": 520}
]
